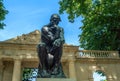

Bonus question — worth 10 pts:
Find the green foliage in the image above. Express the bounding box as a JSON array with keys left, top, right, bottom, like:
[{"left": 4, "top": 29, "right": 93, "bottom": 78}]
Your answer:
[
  {"left": 95, "top": 70, "right": 105, "bottom": 76},
  {"left": 22, "top": 68, "right": 37, "bottom": 81},
  {"left": 59, "top": 0, "right": 120, "bottom": 50},
  {"left": 22, "top": 68, "right": 33, "bottom": 81},
  {"left": 0, "top": 0, "right": 8, "bottom": 29}
]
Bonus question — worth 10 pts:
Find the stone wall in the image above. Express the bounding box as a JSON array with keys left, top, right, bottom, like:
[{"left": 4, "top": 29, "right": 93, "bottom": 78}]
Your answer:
[
  {"left": 75, "top": 58, "right": 120, "bottom": 81},
  {"left": 0, "top": 30, "right": 120, "bottom": 81},
  {"left": 0, "top": 42, "right": 120, "bottom": 81},
  {"left": 2, "top": 61, "right": 13, "bottom": 81},
  {"left": 0, "top": 41, "right": 78, "bottom": 81}
]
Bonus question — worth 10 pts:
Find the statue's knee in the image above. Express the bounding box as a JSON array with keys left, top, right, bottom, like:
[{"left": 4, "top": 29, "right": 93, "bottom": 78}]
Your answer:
[
  {"left": 38, "top": 43, "right": 46, "bottom": 48},
  {"left": 37, "top": 43, "right": 46, "bottom": 51}
]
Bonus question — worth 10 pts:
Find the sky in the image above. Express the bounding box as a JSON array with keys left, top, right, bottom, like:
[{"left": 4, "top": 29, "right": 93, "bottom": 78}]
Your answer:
[{"left": 0, "top": 0, "right": 82, "bottom": 46}]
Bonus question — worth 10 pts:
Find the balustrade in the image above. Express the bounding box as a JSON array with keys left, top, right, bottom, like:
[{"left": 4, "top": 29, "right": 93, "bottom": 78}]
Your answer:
[{"left": 76, "top": 50, "right": 119, "bottom": 58}]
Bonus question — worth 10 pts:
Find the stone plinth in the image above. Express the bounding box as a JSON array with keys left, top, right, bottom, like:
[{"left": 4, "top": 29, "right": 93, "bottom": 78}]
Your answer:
[{"left": 36, "top": 78, "right": 76, "bottom": 81}]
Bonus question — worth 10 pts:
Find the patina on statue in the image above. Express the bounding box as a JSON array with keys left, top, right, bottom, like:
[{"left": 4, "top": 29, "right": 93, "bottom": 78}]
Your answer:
[{"left": 37, "top": 14, "right": 66, "bottom": 78}]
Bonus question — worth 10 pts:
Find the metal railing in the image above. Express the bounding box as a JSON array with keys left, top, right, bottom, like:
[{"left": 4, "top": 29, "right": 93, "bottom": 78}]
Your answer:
[{"left": 76, "top": 50, "right": 119, "bottom": 58}]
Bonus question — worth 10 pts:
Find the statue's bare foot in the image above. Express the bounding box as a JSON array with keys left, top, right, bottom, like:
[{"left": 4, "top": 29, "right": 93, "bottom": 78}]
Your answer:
[
  {"left": 51, "top": 67, "right": 59, "bottom": 75},
  {"left": 41, "top": 69, "right": 50, "bottom": 78}
]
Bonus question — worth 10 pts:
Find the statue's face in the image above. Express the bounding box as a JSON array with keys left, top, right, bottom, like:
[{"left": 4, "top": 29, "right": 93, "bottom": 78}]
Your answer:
[
  {"left": 51, "top": 17, "right": 60, "bottom": 25},
  {"left": 50, "top": 14, "right": 61, "bottom": 25}
]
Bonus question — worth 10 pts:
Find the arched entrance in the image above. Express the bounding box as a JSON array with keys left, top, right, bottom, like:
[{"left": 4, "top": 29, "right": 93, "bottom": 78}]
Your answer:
[{"left": 93, "top": 70, "right": 107, "bottom": 81}]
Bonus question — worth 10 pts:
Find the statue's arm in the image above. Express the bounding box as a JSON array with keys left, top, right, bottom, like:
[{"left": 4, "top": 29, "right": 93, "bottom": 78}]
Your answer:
[
  {"left": 60, "top": 28, "right": 65, "bottom": 44},
  {"left": 53, "top": 27, "right": 65, "bottom": 47},
  {"left": 41, "top": 27, "right": 54, "bottom": 41}
]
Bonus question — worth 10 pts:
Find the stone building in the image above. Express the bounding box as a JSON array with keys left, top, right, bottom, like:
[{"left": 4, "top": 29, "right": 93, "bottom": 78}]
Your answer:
[{"left": 0, "top": 30, "right": 120, "bottom": 81}]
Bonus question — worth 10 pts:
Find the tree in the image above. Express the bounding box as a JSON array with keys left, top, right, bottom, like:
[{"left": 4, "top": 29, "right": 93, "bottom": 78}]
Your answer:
[
  {"left": 59, "top": 0, "right": 120, "bottom": 50},
  {"left": 0, "top": 0, "right": 8, "bottom": 29},
  {"left": 22, "top": 68, "right": 37, "bottom": 81}
]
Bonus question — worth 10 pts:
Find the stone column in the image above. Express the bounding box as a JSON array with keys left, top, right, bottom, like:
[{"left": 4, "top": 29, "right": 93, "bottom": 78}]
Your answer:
[
  {"left": 68, "top": 60, "right": 76, "bottom": 79},
  {"left": 0, "top": 61, "right": 4, "bottom": 81},
  {"left": 12, "top": 59, "right": 21, "bottom": 81}
]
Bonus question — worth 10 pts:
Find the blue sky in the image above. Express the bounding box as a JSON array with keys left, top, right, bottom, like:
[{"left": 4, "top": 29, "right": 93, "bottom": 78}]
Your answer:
[{"left": 0, "top": 0, "right": 82, "bottom": 46}]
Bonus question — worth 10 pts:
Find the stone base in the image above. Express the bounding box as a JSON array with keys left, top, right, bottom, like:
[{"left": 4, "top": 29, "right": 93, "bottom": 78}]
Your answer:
[
  {"left": 36, "top": 78, "right": 76, "bottom": 81},
  {"left": 37, "top": 63, "right": 66, "bottom": 78}
]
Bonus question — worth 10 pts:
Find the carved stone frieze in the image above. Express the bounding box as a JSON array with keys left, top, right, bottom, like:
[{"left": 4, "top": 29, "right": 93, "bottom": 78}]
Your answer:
[{"left": 4, "top": 30, "right": 41, "bottom": 44}]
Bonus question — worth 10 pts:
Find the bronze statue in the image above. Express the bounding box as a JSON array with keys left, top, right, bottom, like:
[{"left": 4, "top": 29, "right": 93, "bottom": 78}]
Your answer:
[{"left": 37, "top": 14, "right": 66, "bottom": 78}]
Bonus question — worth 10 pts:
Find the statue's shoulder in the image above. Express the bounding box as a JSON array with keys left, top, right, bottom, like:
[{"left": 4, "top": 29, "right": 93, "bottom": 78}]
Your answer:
[
  {"left": 41, "top": 25, "right": 49, "bottom": 30},
  {"left": 41, "top": 25, "right": 50, "bottom": 33}
]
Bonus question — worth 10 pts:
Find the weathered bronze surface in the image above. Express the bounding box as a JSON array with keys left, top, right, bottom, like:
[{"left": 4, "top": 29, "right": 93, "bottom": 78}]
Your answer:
[{"left": 37, "top": 14, "right": 66, "bottom": 78}]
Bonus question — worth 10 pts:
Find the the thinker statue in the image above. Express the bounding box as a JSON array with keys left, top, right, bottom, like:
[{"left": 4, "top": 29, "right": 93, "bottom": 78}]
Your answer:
[{"left": 37, "top": 14, "right": 66, "bottom": 78}]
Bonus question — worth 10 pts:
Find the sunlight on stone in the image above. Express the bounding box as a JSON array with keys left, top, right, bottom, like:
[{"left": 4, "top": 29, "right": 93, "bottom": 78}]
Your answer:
[
  {"left": 26, "top": 53, "right": 32, "bottom": 58},
  {"left": 113, "top": 75, "right": 117, "bottom": 79},
  {"left": 92, "top": 66, "right": 96, "bottom": 69},
  {"left": 80, "top": 67, "right": 84, "bottom": 72},
  {"left": 113, "top": 53, "right": 116, "bottom": 55}
]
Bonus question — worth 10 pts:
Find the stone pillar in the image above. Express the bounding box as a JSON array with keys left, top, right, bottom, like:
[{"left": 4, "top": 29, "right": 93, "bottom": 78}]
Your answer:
[
  {"left": 68, "top": 60, "right": 76, "bottom": 79},
  {"left": 12, "top": 59, "right": 21, "bottom": 81},
  {"left": 0, "top": 61, "right": 4, "bottom": 81}
]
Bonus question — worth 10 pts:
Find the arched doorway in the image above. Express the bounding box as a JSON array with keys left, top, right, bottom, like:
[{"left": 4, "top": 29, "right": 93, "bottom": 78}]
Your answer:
[{"left": 93, "top": 70, "right": 107, "bottom": 81}]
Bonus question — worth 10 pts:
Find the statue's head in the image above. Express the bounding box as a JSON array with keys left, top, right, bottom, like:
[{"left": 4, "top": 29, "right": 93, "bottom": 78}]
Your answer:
[{"left": 50, "top": 14, "right": 61, "bottom": 25}]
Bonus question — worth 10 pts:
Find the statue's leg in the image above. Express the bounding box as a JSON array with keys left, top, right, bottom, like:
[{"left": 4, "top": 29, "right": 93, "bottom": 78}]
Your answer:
[
  {"left": 37, "top": 43, "right": 47, "bottom": 69},
  {"left": 53, "top": 45, "right": 63, "bottom": 66},
  {"left": 37, "top": 43, "right": 51, "bottom": 77},
  {"left": 51, "top": 45, "right": 63, "bottom": 74}
]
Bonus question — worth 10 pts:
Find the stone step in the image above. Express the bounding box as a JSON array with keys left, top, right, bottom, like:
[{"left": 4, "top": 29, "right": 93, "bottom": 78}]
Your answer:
[{"left": 36, "top": 78, "right": 76, "bottom": 81}]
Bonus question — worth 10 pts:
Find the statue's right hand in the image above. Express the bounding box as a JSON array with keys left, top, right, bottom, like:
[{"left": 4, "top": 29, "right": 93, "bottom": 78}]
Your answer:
[{"left": 53, "top": 39, "right": 61, "bottom": 47}]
